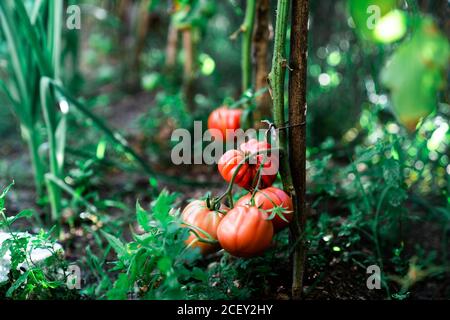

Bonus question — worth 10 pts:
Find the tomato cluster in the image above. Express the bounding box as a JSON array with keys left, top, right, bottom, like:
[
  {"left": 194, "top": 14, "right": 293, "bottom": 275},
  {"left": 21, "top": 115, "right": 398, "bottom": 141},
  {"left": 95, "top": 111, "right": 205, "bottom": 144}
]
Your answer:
[
  {"left": 181, "top": 134, "right": 293, "bottom": 257},
  {"left": 182, "top": 107, "right": 295, "bottom": 257},
  {"left": 182, "top": 186, "right": 293, "bottom": 257}
]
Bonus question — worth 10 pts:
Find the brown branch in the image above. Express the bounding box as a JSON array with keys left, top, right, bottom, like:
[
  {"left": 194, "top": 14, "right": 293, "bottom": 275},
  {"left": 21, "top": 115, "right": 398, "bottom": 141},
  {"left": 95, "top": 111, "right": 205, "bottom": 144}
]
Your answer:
[
  {"left": 134, "top": 0, "right": 152, "bottom": 76},
  {"left": 253, "top": 0, "right": 272, "bottom": 126},
  {"left": 182, "top": 29, "right": 196, "bottom": 111},
  {"left": 288, "top": 0, "right": 309, "bottom": 300},
  {"left": 165, "top": 22, "right": 179, "bottom": 69}
]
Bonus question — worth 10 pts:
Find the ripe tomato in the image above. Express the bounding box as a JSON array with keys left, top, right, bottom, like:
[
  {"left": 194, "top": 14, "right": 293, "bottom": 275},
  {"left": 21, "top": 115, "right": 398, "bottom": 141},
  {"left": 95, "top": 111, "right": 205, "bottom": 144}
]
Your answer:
[
  {"left": 218, "top": 139, "right": 278, "bottom": 190},
  {"left": 182, "top": 200, "right": 227, "bottom": 254},
  {"left": 207, "top": 106, "right": 242, "bottom": 141},
  {"left": 217, "top": 206, "right": 273, "bottom": 257},
  {"left": 241, "top": 139, "right": 278, "bottom": 188},
  {"left": 236, "top": 187, "right": 293, "bottom": 231},
  {"left": 217, "top": 149, "right": 254, "bottom": 189}
]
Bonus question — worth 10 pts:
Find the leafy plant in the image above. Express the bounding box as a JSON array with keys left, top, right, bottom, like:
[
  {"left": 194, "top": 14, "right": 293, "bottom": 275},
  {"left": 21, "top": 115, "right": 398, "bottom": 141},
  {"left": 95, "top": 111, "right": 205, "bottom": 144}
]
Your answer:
[
  {"left": 103, "top": 190, "right": 202, "bottom": 299},
  {"left": 0, "top": 183, "right": 78, "bottom": 300}
]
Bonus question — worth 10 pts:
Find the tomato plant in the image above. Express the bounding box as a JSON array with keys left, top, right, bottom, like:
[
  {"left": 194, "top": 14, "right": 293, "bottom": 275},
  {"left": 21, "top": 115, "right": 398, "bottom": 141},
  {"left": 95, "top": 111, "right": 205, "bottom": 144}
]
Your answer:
[
  {"left": 207, "top": 106, "right": 243, "bottom": 141},
  {"left": 182, "top": 200, "right": 227, "bottom": 254},
  {"left": 236, "top": 187, "right": 293, "bottom": 231},
  {"left": 217, "top": 206, "right": 273, "bottom": 258}
]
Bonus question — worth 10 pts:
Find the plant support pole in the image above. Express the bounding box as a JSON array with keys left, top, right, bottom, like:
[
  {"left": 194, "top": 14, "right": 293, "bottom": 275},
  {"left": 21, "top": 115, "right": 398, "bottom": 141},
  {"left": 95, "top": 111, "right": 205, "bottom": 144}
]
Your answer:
[{"left": 288, "top": 0, "right": 309, "bottom": 300}]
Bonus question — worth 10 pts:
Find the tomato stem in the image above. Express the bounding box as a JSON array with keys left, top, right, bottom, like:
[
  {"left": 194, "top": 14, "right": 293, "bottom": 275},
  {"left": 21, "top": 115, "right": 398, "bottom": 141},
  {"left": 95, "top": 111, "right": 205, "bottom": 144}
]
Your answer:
[
  {"left": 182, "top": 222, "right": 218, "bottom": 244},
  {"left": 250, "top": 155, "right": 267, "bottom": 203},
  {"left": 241, "top": 0, "right": 256, "bottom": 94}
]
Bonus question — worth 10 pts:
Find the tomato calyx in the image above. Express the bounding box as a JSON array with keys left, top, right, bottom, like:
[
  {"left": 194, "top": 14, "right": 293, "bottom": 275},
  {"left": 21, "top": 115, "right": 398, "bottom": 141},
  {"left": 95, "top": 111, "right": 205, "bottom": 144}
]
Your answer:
[{"left": 263, "top": 205, "right": 293, "bottom": 223}]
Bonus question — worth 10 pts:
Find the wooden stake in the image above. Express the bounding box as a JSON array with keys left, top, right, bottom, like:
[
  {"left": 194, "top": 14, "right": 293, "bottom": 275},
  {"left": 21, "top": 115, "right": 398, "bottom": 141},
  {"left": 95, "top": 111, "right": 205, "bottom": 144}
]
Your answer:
[{"left": 288, "top": 0, "right": 309, "bottom": 300}]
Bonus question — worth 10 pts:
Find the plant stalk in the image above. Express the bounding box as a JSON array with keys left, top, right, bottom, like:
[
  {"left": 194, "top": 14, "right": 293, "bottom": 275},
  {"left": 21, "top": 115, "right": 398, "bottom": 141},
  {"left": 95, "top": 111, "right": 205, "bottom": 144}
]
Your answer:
[
  {"left": 288, "top": 0, "right": 309, "bottom": 300},
  {"left": 40, "top": 79, "right": 62, "bottom": 222},
  {"left": 242, "top": 0, "right": 256, "bottom": 94},
  {"left": 269, "top": 0, "right": 292, "bottom": 193},
  {"left": 24, "top": 126, "right": 45, "bottom": 198}
]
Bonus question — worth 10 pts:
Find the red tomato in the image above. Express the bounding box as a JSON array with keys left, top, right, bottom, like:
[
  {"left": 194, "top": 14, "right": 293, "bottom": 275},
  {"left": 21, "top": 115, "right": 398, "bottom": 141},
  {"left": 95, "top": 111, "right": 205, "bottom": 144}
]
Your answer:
[
  {"left": 207, "top": 106, "right": 242, "bottom": 141},
  {"left": 241, "top": 139, "right": 278, "bottom": 188},
  {"left": 236, "top": 187, "right": 293, "bottom": 231},
  {"left": 217, "top": 149, "right": 254, "bottom": 189},
  {"left": 217, "top": 206, "right": 273, "bottom": 257},
  {"left": 182, "top": 200, "right": 227, "bottom": 254},
  {"left": 240, "top": 139, "right": 271, "bottom": 154},
  {"left": 218, "top": 139, "right": 278, "bottom": 190}
]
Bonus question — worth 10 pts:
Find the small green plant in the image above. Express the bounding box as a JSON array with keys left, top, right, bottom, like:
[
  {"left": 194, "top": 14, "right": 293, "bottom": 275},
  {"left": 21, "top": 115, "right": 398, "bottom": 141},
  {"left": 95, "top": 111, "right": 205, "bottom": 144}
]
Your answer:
[
  {"left": 103, "top": 190, "right": 203, "bottom": 299},
  {"left": 0, "top": 183, "right": 79, "bottom": 300}
]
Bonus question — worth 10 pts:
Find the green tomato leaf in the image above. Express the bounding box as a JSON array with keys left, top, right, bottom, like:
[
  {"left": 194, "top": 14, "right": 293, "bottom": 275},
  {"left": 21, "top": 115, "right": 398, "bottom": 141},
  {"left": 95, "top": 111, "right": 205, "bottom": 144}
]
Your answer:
[
  {"left": 381, "top": 17, "right": 450, "bottom": 131},
  {"left": 136, "top": 201, "right": 151, "bottom": 232},
  {"left": 100, "top": 230, "right": 128, "bottom": 260}
]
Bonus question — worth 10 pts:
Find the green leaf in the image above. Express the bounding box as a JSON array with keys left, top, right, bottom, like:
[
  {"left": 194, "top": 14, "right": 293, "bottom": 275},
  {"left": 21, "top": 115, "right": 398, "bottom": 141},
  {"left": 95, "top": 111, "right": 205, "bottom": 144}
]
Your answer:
[
  {"left": 5, "top": 209, "right": 34, "bottom": 226},
  {"left": 106, "top": 273, "right": 130, "bottom": 300},
  {"left": 132, "top": 232, "right": 155, "bottom": 246},
  {"left": 191, "top": 267, "right": 208, "bottom": 282},
  {"left": 348, "top": 0, "right": 397, "bottom": 42},
  {"left": 157, "top": 256, "right": 172, "bottom": 273},
  {"left": 136, "top": 201, "right": 151, "bottom": 232},
  {"left": 381, "top": 17, "right": 450, "bottom": 131},
  {"left": 100, "top": 230, "right": 127, "bottom": 259},
  {"left": 152, "top": 190, "right": 177, "bottom": 227},
  {"left": 10, "top": 236, "right": 29, "bottom": 270},
  {"left": 0, "top": 182, "right": 14, "bottom": 209},
  {"left": 6, "top": 271, "right": 29, "bottom": 298}
]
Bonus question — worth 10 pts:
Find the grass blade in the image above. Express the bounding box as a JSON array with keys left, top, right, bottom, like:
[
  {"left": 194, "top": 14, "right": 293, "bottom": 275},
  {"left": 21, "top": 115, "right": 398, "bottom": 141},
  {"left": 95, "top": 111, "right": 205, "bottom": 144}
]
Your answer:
[
  {"left": 14, "top": 0, "right": 52, "bottom": 76},
  {"left": 0, "top": 1, "right": 31, "bottom": 125}
]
